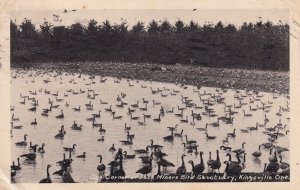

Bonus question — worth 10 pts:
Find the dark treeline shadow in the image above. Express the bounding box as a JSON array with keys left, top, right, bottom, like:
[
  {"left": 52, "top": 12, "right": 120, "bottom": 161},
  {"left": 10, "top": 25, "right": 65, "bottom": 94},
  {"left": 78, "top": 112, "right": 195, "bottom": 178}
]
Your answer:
[{"left": 11, "top": 19, "right": 289, "bottom": 71}]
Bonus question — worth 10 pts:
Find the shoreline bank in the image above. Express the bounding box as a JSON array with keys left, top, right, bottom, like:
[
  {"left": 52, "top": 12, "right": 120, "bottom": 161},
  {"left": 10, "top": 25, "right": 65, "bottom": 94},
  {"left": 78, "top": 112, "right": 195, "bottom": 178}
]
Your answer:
[{"left": 11, "top": 62, "right": 289, "bottom": 94}]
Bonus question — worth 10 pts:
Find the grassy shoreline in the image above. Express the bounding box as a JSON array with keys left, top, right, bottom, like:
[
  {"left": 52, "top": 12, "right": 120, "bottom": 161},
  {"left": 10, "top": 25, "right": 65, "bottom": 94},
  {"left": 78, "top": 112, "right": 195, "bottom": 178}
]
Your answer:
[{"left": 11, "top": 62, "right": 289, "bottom": 94}]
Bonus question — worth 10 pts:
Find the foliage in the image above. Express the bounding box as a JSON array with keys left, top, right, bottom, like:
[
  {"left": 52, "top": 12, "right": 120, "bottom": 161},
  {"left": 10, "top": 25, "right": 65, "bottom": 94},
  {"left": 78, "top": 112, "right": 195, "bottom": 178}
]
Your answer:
[{"left": 11, "top": 19, "right": 289, "bottom": 71}]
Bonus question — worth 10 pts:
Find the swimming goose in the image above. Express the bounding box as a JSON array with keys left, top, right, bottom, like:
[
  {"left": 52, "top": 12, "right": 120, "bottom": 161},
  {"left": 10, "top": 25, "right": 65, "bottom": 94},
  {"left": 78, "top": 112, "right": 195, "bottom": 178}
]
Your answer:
[
  {"left": 55, "top": 109, "right": 64, "bottom": 119},
  {"left": 11, "top": 158, "right": 21, "bottom": 170},
  {"left": 39, "top": 165, "right": 52, "bottom": 183},
  {"left": 76, "top": 152, "right": 86, "bottom": 158},
  {"left": 123, "top": 151, "right": 136, "bottom": 159},
  {"left": 63, "top": 144, "right": 76, "bottom": 152},
  {"left": 38, "top": 143, "right": 45, "bottom": 153},
  {"left": 252, "top": 145, "right": 262, "bottom": 158},
  {"left": 15, "top": 134, "right": 28, "bottom": 146}
]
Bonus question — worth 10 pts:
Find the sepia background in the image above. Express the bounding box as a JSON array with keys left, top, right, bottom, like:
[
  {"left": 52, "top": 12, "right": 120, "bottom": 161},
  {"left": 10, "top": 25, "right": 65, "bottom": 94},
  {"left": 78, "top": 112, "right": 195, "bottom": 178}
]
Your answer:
[{"left": 1, "top": 0, "right": 300, "bottom": 189}]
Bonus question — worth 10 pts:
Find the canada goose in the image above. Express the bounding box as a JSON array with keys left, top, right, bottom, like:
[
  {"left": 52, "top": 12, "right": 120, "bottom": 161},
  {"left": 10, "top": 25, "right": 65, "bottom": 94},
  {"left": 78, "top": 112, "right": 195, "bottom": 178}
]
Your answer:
[
  {"left": 98, "top": 136, "right": 105, "bottom": 141},
  {"left": 224, "top": 160, "right": 242, "bottom": 177},
  {"left": 97, "top": 155, "right": 106, "bottom": 173},
  {"left": 176, "top": 154, "right": 187, "bottom": 175},
  {"left": 174, "top": 129, "right": 184, "bottom": 137},
  {"left": 123, "top": 151, "right": 136, "bottom": 159},
  {"left": 11, "top": 158, "right": 21, "bottom": 170},
  {"left": 233, "top": 142, "right": 246, "bottom": 154},
  {"left": 109, "top": 144, "right": 116, "bottom": 152},
  {"left": 163, "top": 129, "right": 174, "bottom": 141},
  {"left": 264, "top": 162, "right": 280, "bottom": 174},
  {"left": 11, "top": 122, "right": 23, "bottom": 129},
  {"left": 227, "top": 128, "right": 236, "bottom": 138},
  {"left": 63, "top": 144, "right": 76, "bottom": 152},
  {"left": 205, "top": 132, "right": 216, "bottom": 140},
  {"left": 149, "top": 139, "right": 163, "bottom": 149},
  {"left": 242, "top": 110, "right": 252, "bottom": 117},
  {"left": 180, "top": 116, "right": 188, "bottom": 123},
  {"left": 188, "top": 152, "right": 205, "bottom": 175},
  {"left": 124, "top": 123, "right": 131, "bottom": 130},
  {"left": 166, "top": 107, "right": 174, "bottom": 113},
  {"left": 55, "top": 109, "right": 64, "bottom": 119},
  {"left": 72, "top": 106, "right": 81, "bottom": 112},
  {"left": 279, "top": 155, "right": 289, "bottom": 170},
  {"left": 62, "top": 168, "right": 75, "bottom": 183},
  {"left": 39, "top": 165, "right": 52, "bottom": 183},
  {"left": 252, "top": 145, "right": 262, "bottom": 158},
  {"left": 100, "top": 100, "right": 108, "bottom": 104},
  {"left": 185, "top": 135, "right": 197, "bottom": 145},
  {"left": 15, "top": 134, "right": 28, "bottom": 146},
  {"left": 134, "top": 146, "right": 149, "bottom": 154},
  {"left": 197, "top": 123, "right": 208, "bottom": 131},
  {"left": 153, "top": 114, "right": 161, "bottom": 122},
  {"left": 209, "top": 150, "right": 221, "bottom": 172},
  {"left": 112, "top": 112, "right": 122, "bottom": 119},
  {"left": 105, "top": 105, "right": 112, "bottom": 112},
  {"left": 38, "top": 143, "right": 45, "bottom": 153},
  {"left": 20, "top": 145, "right": 38, "bottom": 160},
  {"left": 76, "top": 152, "right": 86, "bottom": 158},
  {"left": 130, "top": 113, "right": 140, "bottom": 120}
]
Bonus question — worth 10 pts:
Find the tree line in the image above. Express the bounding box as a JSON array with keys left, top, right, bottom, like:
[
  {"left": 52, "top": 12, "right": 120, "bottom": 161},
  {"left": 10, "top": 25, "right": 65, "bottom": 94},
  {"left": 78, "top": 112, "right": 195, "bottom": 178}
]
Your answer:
[{"left": 11, "top": 18, "right": 289, "bottom": 71}]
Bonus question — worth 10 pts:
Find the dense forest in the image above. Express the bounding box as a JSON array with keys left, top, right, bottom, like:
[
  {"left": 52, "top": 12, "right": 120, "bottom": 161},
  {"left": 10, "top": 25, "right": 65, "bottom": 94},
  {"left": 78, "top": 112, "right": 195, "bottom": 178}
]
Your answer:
[{"left": 11, "top": 19, "right": 289, "bottom": 71}]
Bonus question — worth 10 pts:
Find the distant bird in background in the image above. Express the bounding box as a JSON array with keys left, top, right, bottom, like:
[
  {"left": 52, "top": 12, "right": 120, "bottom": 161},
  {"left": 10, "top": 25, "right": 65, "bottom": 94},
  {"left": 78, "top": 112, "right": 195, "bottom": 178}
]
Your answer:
[
  {"left": 53, "top": 14, "right": 62, "bottom": 22},
  {"left": 193, "top": 8, "right": 197, "bottom": 11}
]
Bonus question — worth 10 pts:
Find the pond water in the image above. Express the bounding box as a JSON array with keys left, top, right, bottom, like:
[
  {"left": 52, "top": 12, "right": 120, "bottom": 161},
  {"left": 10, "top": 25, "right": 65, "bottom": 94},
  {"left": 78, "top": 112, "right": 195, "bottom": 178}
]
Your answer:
[{"left": 11, "top": 69, "right": 289, "bottom": 183}]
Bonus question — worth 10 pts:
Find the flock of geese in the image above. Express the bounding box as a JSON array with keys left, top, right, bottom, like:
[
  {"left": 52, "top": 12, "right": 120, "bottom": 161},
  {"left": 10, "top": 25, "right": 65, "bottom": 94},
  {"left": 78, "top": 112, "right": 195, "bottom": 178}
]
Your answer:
[{"left": 10, "top": 69, "right": 290, "bottom": 183}]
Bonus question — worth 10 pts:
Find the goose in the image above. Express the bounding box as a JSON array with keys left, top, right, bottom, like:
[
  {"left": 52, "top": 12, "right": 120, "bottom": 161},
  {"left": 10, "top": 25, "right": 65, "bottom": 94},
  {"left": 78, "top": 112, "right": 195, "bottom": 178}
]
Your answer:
[
  {"left": 28, "top": 106, "right": 37, "bottom": 112},
  {"left": 76, "top": 152, "right": 86, "bottom": 158},
  {"left": 269, "top": 150, "right": 278, "bottom": 163},
  {"left": 163, "top": 129, "right": 174, "bottom": 141},
  {"left": 11, "top": 122, "right": 23, "bottom": 129},
  {"left": 264, "top": 162, "right": 280, "bottom": 175},
  {"left": 109, "top": 144, "right": 116, "bottom": 152},
  {"left": 97, "top": 155, "right": 106, "bottom": 173},
  {"left": 112, "top": 112, "right": 122, "bottom": 119},
  {"left": 11, "top": 114, "right": 19, "bottom": 121},
  {"left": 224, "top": 160, "right": 242, "bottom": 177},
  {"left": 56, "top": 97, "right": 63, "bottom": 102},
  {"left": 138, "top": 116, "right": 146, "bottom": 125},
  {"left": 176, "top": 154, "right": 186, "bottom": 175},
  {"left": 252, "top": 145, "right": 262, "bottom": 158},
  {"left": 174, "top": 109, "right": 184, "bottom": 117},
  {"left": 63, "top": 144, "right": 76, "bottom": 152},
  {"left": 149, "top": 139, "right": 163, "bottom": 149},
  {"left": 180, "top": 116, "right": 188, "bottom": 123},
  {"left": 220, "top": 146, "right": 232, "bottom": 151},
  {"left": 185, "top": 135, "right": 197, "bottom": 145},
  {"left": 232, "top": 142, "right": 246, "bottom": 154},
  {"left": 98, "top": 125, "right": 106, "bottom": 133},
  {"left": 92, "top": 111, "right": 101, "bottom": 118},
  {"left": 123, "top": 151, "right": 136, "bottom": 159},
  {"left": 39, "top": 165, "right": 52, "bottom": 183},
  {"left": 20, "top": 145, "right": 37, "bottom": 160},
  {"left": 112, "top": 156, "right": 125, "bottom": 178},
  {"left": 209, "top": 150, "right": 221, "bottom": 172},
  {"left": 227, "top": 128, "right": 236, "bottom": 138},
  {"left": 261, "top": 142, "right": 274, "bottom": 149},
  {"left": 143, "top": 113, "right": 151, "bottom": 118},
  {"left": 166, "top": 107, "right": 174, "bottom": 113},
  {"left": 100, "top": 100, "right": 108, "bottom": 104},
  {"left": 38, "top": 143, "right": 45, "bottom": 153},
  {"left": 197, "top": 123, "right": 208, "bottom": 131},
  {"left": 120, "top": 136, "right": 133, "bottom": 145},
  {"left": 222, "top": 137, "right": 229, "bottom": 144},
  {"left": 98, "top": 136, "right": 104, "bottom": 141},
  {"left": 130, "top": 113, "right": 140, "bottom": 120},
  {"left": 136, "top": 158, "right": 153, "bottom": 177},
  {"left": 72, "top": 106, "right": 81, "bottom": 112},
  {"left": 62, "top": 168, "right": 75, "bottom": 183},
  {"left": 273, "top": 145, "right": 289, "bottom": 154},
  {"left": 139, "top": 104, "right": 148, "bottom": 111},
  {"left": 174, "top": 129, "right": 184, "bottom": 137},
  {"left": 205, "top": 132, "right": 216, "bottom": 140},
  {"left": 242, "top": 110, "right": 252, "bottom": 117},
  {"left": 153, "top": 114, "right": 161, "bottom": 122},
  {"left": 134, "top": 146, "right": 149, "bottom": 154},
  {"left": 92, "top": 117, "right": 102, "bottom": 127},
  {"left": 131, "top": 101, "right": 139, "bottom": 108},
  {"left": 124, "top": 123, "right": 131, "bottom": 130},
  {"left": 55, "top": 109, "right": 64, "bottom": 119},
  {"left": 279, "top": 155, "right": 289, "bottom": 170},
  {"left": 105, "top": 105, "right": 112, "bottom": 112},
  {"left": 188, "top": 152, "right": 205, "bottom": 175},
  {"left": 15, "top": 134, "right": 28, "bottom": 146},
  {"left": 11, "top": 158, "right": 21, "bottom": 170},
  {"left": 247, "top": 123, "right": 258, "bottom": 131}
]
